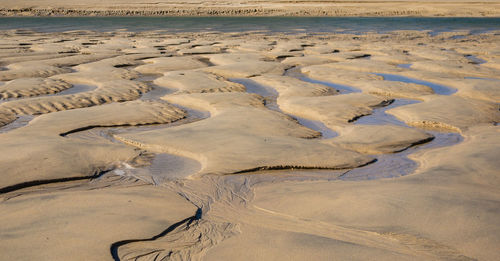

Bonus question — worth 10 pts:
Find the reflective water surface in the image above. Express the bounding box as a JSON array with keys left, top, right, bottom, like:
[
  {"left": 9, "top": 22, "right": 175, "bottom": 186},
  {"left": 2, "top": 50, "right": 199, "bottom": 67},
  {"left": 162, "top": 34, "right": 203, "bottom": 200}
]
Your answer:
[{"left": 1, "top": 17, "right": 499, "bottom": 33}]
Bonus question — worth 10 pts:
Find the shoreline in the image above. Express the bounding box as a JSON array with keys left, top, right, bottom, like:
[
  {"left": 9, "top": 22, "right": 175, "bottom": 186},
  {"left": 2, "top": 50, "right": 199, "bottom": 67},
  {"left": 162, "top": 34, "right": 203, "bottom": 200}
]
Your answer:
[{"left": 1, "top": 17, "right": 499, "bottom": 35}]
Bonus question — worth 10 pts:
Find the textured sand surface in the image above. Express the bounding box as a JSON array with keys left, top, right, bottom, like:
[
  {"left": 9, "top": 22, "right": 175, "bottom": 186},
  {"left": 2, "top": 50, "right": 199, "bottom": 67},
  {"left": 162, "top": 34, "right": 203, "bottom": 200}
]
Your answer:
[
  {"left": 252, "top": 126, "right": 499, "bottom": 261},
  {"left": 0, "top": 175, "right": 197, "bottom": 260},
  {"left": 1, "top": 0, "right": 500, "bottom": 16},
  {"left": 0, "top": 100, "right": 185, "bottom": 189},
  {"left": 0, "top": 29, "right": 499, "bottom": 261}
]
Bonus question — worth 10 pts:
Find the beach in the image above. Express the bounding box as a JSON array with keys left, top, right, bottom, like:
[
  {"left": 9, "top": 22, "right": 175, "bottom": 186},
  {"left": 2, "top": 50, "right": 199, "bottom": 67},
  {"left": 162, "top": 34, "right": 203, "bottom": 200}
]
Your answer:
[
  {"left": 1, "top": 0, "right": 500, "bottom": 17},
  {"left": 0, "top": 24, "right": 499, "bottom": 260}
]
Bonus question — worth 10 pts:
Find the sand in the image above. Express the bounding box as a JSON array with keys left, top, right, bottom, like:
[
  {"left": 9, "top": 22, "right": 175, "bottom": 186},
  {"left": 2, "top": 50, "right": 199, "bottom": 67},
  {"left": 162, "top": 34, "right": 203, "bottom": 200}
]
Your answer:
[
  {"left": 0, "top": 29, "right": 499, "bottom": 261},
  {"left": 1, "top": 0, "right": 500, "bottom": 17},
  {"left": 0, "top": 175, "right": 197, "bottom": 260}
]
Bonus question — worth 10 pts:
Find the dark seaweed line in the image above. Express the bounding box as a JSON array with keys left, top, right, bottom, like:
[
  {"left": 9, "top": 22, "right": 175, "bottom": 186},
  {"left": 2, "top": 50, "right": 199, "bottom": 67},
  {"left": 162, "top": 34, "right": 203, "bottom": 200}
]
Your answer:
[
  {"left": 60, "top": 125, "right": 132, "bottom": 137},
  {"left": 391, "top": 136, "right": 435, "bottom": 153},
  {"left": 347, "top": 99, "right": 395, "bottom": 122},
  {"left": 0, "top": 169, "right": 111, "bottom": 195},
  {"left": 231, "top": 158, "right": 378, "bottom": 175},
  {"left": 59, "top": 117, "right": 187, "bottom": 137},
  {"left": 110, "top": 208, "right": 202, "bottom": 261}
]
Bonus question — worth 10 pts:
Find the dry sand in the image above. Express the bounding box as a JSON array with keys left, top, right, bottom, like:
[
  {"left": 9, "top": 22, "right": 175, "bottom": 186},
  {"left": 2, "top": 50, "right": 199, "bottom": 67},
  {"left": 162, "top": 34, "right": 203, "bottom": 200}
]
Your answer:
[
  {"left": 0, "top": 29, "right": 499, "bottom": 261},
  {"left": 1, "top": 0, "right": 500, "bottom": 16}
]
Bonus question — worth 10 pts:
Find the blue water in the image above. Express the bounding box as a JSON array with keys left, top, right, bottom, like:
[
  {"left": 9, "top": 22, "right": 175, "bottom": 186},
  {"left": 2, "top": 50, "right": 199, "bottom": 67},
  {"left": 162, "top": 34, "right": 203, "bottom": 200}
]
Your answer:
[
  {"left": 53, "top": 84, "right": 97, "bottom": 96},
  {"left": 294, "top": 116, "right": 338, "bottom": 139},
  {"left": 355, "top": 99, "right": 420, "bottom": 126},
  {"left": 0, "top": 17, "right": 499, "bottom": 33},
  {"left": 231, "top": 78, "right": 338, "bottom": 139},
  {"left": 375, "top": 73, "right": 456, "bottom": 95},
  {"left": 298, "top": 76, "right": 361, "bottom": 94},
  {"left": 340, "top": 131, "right": 463, "bottom": 180},
  {"left": 230, "top": 78, "right": 278, "bottom": 98},
  {"left": 397, "top": 64, "right": 412, "bottom": 69},
  {"left": 464, "top": 76, "right": 500, "bottom": 81},
  {"left": 465, "top": 55, "right": 487, "bottom": 64}
]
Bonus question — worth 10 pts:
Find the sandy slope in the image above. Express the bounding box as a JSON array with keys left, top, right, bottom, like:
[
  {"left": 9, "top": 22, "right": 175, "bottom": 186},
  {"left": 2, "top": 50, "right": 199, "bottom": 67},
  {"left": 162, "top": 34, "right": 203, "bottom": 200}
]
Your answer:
[{"left": 1, "top": 0, "right": 500, "bottom": 16}]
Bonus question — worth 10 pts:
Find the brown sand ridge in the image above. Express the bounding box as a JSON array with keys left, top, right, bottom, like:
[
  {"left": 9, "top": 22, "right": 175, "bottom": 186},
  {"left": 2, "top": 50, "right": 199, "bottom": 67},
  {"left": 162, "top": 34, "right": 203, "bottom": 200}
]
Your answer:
[
  {"left": 0, "top": 29, "right": 499, "bottom": 260},
  {"left": 1, "top": 0, "right": 500, "bottom": 17}
]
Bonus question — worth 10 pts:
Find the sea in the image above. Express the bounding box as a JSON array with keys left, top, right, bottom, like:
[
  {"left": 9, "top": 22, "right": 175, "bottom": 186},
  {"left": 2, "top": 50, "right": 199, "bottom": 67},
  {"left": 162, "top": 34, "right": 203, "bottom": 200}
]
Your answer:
[{"left": 0, "top": 17, "right": 499, "bottom": 34}]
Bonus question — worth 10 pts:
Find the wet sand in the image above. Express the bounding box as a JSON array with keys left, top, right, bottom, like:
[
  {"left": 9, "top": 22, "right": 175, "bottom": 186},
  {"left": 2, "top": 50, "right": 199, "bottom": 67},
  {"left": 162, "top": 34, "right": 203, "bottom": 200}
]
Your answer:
[{"left": 0, "top": 29, "right": 499, "bottom": 260}]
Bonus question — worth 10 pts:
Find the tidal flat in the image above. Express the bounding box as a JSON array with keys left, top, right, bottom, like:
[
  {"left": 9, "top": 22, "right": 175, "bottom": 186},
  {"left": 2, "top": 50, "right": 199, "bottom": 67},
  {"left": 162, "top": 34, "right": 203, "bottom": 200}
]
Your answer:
[{"left": 0, "top": 27, "right": 499, "bottom": 260}]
